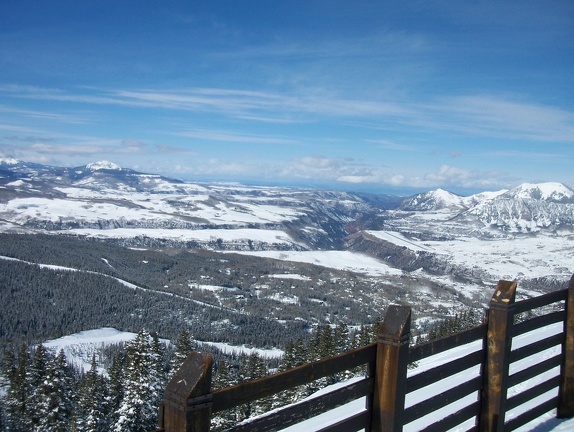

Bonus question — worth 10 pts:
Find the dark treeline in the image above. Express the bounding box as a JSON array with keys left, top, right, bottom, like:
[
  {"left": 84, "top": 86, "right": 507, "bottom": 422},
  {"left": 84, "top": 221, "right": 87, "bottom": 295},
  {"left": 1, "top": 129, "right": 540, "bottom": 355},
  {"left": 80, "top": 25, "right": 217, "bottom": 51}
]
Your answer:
[{"left": 0, "top": 257, "right": 306, "bottom": 356}]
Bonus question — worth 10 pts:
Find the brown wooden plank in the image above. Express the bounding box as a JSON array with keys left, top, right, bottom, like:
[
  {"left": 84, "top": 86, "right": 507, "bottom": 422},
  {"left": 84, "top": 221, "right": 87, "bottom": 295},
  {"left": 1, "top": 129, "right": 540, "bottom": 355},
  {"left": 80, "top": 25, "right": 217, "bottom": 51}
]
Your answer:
[
  {"left": 406, "top": 350, "right": 483, "bottom": 393},
  {"left": 504, "top": 396, "right": 559, "bottom": 431},
  {"left": 371, "top": 305, "right": 411, "bottom": 432},
  {"left": 513, "top": 289, "right": 567, "bottom": 315},
  {"left": 316, "top": 411, "right": 370, "bottom": 432},
  {"left": 403, "top": 376, "right": 482, "bottom": 424},
  {"left": 558, "top": 275, "right": 574, "bottom": 418},
  {"left": 479, "top": 279, "right": 517, "bottom": 432},
  {"left": 224, "top": 377, "right": 373, "bottom": 432},
  {"left": 212, "top": 343, "right": 376, "bottom": 412},
  {"left": 417, "top": 401, "right": 481, "bottom": 432},
  {"left": 409, "top": 325, "right": 487, "bottom": 363},
  {"left": 506, "top": 375, "right": 561, "bottom": 411},
  {"left": 510, "top": 332, "right": 564, "bottom": 363},
  {"left": 512, "top": 310, "right": 565, "bottom": 337},
  {"left": 508, "top": 354, "right": 563, "bottom": 388}
]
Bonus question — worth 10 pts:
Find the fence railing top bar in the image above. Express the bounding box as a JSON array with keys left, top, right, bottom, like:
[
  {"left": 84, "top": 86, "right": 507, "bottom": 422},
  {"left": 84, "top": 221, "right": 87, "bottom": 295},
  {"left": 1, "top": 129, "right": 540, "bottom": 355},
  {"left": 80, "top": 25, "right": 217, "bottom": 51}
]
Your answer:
[
  {"left": 409, "top": 323, "right": 487, "bottom": 364},
  {"left": 513, "top": 288, "right": 568, "bottom": 315},
  {"left": 211, "top": 342, "right": 377, "bottom": 413}
]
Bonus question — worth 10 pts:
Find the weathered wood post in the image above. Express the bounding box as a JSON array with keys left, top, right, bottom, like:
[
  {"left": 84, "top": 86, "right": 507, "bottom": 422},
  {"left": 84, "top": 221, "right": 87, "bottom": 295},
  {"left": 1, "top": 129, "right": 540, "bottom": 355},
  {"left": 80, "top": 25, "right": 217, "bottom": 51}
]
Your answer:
[
  {"left": 160, "top": 352, "right": 214, "bottom": 432},
  {"left": 371, "top": 305, "right": 411, "bottom": 432},
  {"left": 558, "top": 274, "right": 574, "bottom": 418},
  {"left": 479, "top": 280, "right": 517, "bottom": 432}
]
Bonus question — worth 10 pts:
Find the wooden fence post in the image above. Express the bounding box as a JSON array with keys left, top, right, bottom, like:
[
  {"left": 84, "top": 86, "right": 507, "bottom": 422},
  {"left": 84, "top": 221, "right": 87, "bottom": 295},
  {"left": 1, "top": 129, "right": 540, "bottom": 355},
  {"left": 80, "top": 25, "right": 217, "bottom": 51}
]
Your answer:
[
  {"left": 371, "top": 305, "right": 411, "bottom": 432},
  {"left": 558, "top": 274, "right": 574, "bottom": 418},
  {"left": 479, "top": 280, "right": 517, "bottom": 432},
  {"left": 161, "top": 352, "right": 213, "bottom": 432}
]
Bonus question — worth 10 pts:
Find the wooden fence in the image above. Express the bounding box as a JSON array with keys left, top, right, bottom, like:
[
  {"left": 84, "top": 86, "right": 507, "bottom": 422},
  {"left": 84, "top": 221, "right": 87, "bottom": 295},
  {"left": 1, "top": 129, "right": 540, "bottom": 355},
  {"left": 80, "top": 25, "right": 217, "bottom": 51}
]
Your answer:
[{"left": 157, "top": 275, "right": 574, "bottom": 431}]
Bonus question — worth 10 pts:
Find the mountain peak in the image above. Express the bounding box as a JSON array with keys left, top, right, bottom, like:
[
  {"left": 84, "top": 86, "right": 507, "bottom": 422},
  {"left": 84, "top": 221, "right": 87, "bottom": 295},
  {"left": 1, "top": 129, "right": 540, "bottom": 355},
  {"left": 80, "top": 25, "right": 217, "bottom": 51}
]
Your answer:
[
  {"left": 399, "top": 188, "right": 464, "bottom": 211},
  {"left": 0, "top": 156, "right": 20, "bottom": 166},
  {"left": 503, "top": 182, "right": 574, "bottom": 203},
  {"left": 85, "top": 161, "right": 122, "bottom": 171}
]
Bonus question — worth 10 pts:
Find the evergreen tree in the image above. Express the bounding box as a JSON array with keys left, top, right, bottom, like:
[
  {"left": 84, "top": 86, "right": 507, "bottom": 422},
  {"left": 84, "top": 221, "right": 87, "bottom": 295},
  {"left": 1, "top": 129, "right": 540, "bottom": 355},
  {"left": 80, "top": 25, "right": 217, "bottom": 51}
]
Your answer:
[
  {"left": 113, "top": 329, "right": 164, "bottom": 432},
  {"left": 106, "top": 351, "right": 125, "bottom": 424},
  {"left": 150, "top": 332, "right": 167, "bottom": 403},
  {"left": 236, "top": 352, "right": 268, "bottom": 420},
  {"left": 273, "top": 340, "right": 299, "bottom": 408},
  {"left": 2, "top": 344, "right": 30, "bottom": 431},
  {"left": 169, "top": 329, "right": 194, "bottom": 378},
  {"left": 1, "top": 345, "right": 16, "bottom": 387},
  {"left": 334, "top": 322, "right": 350, "bottom": 354},
  {"left": 35, "top": 349, "right": 73, "bottom": 431},
  {"left": 211, "top": 359, "right": 236, "bottom": 432},
  {"left": 75, "top": 355, "right": 109, "bottom": 432},
  {"left": 27, "top": 344, "right": 50, "bottom": 429}
]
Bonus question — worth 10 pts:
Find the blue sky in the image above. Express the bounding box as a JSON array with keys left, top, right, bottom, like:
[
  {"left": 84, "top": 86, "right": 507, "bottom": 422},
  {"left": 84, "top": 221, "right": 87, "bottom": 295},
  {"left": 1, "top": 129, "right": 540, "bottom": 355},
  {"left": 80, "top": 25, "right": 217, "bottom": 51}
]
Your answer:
[{"left": 1, "top": 1, "right": 573, "bottom": 194}]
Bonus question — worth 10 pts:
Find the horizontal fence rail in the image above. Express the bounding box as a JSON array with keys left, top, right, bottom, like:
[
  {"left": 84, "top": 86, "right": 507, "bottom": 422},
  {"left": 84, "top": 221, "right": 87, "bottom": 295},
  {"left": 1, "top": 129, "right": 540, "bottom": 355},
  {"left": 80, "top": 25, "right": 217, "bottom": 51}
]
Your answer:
[
  {"left": 404, "top": 324, "right": 487, "bottom": 431},
  {"left": 211, "top": 343, "right": 376, "bottom": 414},
  {"left": 157, "top": 274, "right": 574, "bottom": 432}
]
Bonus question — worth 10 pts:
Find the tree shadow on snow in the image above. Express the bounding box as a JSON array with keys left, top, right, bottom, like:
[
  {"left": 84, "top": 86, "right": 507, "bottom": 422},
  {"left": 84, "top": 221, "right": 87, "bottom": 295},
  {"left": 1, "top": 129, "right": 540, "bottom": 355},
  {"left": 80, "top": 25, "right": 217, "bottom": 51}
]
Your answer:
[{"left": 526, "top": 416, "right": 572, "bottom": 432}]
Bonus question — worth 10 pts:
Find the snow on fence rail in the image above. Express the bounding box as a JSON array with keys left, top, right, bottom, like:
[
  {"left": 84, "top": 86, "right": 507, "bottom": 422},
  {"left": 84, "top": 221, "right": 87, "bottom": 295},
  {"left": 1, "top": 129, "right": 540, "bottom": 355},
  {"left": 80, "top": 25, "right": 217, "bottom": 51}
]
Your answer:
[{"left": 156, "top": 275, "right": 574, "bottom": 432}]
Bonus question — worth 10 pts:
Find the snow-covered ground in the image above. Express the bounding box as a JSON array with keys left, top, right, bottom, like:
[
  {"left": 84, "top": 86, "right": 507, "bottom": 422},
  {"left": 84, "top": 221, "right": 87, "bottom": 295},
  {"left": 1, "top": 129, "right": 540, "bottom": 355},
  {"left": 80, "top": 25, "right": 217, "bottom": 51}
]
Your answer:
[
  {"left": 43, "top": 328, "right": 139, "bottom": 374},
  {"left": 235, "top": 250, "right": 403, "bottom": 277},
  {"left": 198, "top": 341, "right": 284, "bottom": 360},
  {"left": 367, "top": 230, "right": 573, "bottom": 282},
  {"left": 67, "top": 227, "right": 307, "bottom": 249}
]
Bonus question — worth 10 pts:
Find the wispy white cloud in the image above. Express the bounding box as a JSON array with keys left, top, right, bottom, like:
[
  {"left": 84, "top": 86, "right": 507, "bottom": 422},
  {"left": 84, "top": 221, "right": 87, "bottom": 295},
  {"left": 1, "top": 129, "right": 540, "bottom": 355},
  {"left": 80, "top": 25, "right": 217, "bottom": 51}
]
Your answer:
[
  {"left": 6, "top": 85, "right": 573, "bottom": 145},
  {"left": 365, "top": 139, "right": 417, "bottom": 152},
  {"left": 0, "top": 104, "right": 92, "bottom": 124},
  {"left": 173, "top": 128, "right": 297, "bottom": 145},
  {"left": 417, "top": 96, "right": 574, "bottom": 143}
]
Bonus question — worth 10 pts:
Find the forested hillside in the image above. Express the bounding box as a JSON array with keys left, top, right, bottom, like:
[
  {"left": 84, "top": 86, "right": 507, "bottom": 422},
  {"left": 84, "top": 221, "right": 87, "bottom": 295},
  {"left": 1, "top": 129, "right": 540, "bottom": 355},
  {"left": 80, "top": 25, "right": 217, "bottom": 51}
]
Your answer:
[{"left": 0, "top": 234, "right": 398, "bottom": 355}]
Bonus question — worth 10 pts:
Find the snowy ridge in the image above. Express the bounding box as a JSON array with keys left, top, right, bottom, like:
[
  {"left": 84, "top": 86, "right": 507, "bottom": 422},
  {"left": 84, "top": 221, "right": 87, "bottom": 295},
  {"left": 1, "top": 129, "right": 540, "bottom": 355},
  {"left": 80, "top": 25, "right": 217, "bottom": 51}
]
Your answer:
[
  {"left": 0, "top": 157, "right": 20, "bottom": 165},
  {"left": 504, "top": 182, "right": 574, "bottom": 203},
  {"left": 85, "top": 160, "right": 122, "bottom": 171}
]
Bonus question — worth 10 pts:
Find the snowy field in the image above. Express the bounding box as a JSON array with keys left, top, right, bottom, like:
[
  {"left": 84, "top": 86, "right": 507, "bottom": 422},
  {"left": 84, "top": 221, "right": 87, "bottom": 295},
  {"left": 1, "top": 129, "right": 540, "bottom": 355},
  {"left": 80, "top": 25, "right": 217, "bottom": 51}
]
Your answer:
[
  {"left": 198, "top": 341, "right": 284, "bottom": 360},
  {"left": 43, "top": 328, "right": 140, "bottom": 374},
  {"left": 234, "top": 250, "right": 403, "bottom": 277},
  {"left": 0, "top": 190, "right": 306, "bottom": 226},
  {"left": 67, "top": 227, "right": 306, "bottom": 248},
  {"left": 367, "top": 230, "right": 573, "bottom": 282}
]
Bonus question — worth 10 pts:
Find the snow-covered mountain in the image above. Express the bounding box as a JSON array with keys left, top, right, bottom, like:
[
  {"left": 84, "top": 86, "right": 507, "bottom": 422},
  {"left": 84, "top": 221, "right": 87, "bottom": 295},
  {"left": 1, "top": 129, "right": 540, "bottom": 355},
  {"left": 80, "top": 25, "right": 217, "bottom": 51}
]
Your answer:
[
  {"left": 398, "top": 188, "right": 465, "bottom": 211},
  {"left": 394, "top": 183, "right": 574, "bottom": 233},
  {"left": 503, "top": 182, "right": 574, "bottom": 203},
  {"left": 464, "top": 183, "right": 574, "bottom": 232},
  {"left": 345, "top": 183, "right": 573, "bottom": 287},
  {"left": 1, "top": 159, "right": 572, "bottom": 289},
  {"left": 0, "top": 159, "right": 388, "bottom": 250}
]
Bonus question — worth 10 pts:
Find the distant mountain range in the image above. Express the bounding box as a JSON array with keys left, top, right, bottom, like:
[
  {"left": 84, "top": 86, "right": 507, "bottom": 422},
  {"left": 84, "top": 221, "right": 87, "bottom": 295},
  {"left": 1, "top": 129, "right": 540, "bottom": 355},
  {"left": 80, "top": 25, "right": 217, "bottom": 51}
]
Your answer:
[
  {"left": 1, "top": 158, "right": 572, "bottom": 286},
  {"left": 398, "top": 182, "right": 574, "bottom": 232}
]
